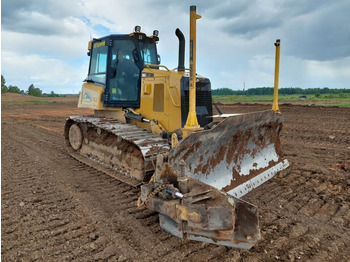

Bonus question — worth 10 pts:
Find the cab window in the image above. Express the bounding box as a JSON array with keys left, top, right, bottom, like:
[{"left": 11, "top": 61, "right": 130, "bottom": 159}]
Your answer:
[
  {"left": 108, "top": 39, "right": 141, "bottom": 103},
  {"left": 88, "top": 43, "right": 108, "bottom": 84},
  {"left": 138, "top": 41, "right": 158, "bottom": 65}
]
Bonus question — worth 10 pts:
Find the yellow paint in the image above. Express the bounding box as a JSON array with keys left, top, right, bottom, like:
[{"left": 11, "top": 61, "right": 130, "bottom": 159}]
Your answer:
[
  {"left": 136, "top": 66, "right": 182, "bottom": 132},
  {"left": 143, "top": 83, "right": 152, "bottom": 95},
  {"left": 272, "top": 39, "right": 281, "bottom": 113},
  {"left": 88, "top": 40, "right": 92, "bottom": 52},
  {"left": 78, "top": 65, "right": 183, "bottom": 133},
  {"left": 176, "top": 205, "right": 188, "bottom": 221},
  {"left": 78, "top": 7, "right": 207, "bottom": 135},
  {"left": 189, "top": 211, "right": 201, "bottom": 223},
  {"left": 175, "top": 205, "right": 202, "bottom": 223},
  {"left": 93, "top": 41, "right": 106, "bottom": 49},
  {"left": 184, "top": 6, "right": 201, "bottom": 130},
  {"left": 171, "top": 133, "right": 178, "bottom": 148},
  {"left": 78, "top": 82, "right": 104, "bottom": 109}
]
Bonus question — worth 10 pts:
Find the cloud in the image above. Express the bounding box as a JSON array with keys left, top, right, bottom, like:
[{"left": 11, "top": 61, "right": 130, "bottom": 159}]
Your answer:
[
  {"left": 203, "top": 0, "right": 350, "bottom": 61},
  {"left": 2, "top": 29, "right": 89, "bottom": 59},
  {"left": 1, "top": 0, "right": 350, "bottom": 94},
  {"left": 209, "top": 1, "right": 282, "bottom": 39},
  {"left": 305, "top": 57, "right": 350, "bottom": 87},
  {"left": 2, "top": 50, "right": 88, "bottom": 93},
  {"left": 282, "top": 1, "right": 350, "bottom": 61},
  {"left": 4, "top": 12, "right": 86, "bottom": 36},
  {"left": 204, "top": 0, "right": 249, "bottom": 19},
  {"left": 2, "top": 0, "right": 84, "bottom": 36}
]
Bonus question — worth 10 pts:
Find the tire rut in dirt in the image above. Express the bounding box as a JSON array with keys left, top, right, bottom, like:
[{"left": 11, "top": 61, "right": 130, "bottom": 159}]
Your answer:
[
  {"left": 1, "top": 118, "right": 211, "bottom": 261},
  {"left": 2, "top": 105, "right": 350, "bottom": 261}
]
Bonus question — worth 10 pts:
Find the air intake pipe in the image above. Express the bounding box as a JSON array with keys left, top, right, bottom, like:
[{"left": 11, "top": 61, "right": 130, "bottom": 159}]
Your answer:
[{"left": 175, "top": 28, "right": 185, "bottom": 73}]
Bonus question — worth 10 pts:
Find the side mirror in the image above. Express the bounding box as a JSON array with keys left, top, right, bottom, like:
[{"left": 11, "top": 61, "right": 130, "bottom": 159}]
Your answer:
[{"left": 157, "top": 55, "right": 161, "bottom": 65}]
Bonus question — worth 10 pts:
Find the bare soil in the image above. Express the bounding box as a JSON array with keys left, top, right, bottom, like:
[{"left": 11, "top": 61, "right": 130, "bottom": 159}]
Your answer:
[{"left": 2, "top": 93, "right": 350, "bottom": 261}]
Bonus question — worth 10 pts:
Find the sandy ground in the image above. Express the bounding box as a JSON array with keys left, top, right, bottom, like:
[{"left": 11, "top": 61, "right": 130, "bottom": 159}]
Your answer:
[{"left": 2, "top": 93, "right": 350, "bottom": 261}]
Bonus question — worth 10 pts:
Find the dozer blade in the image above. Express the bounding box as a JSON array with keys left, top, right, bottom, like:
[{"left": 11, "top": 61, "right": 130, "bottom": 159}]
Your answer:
[
  {"left": 169, "top": 110, "right": 289, "bottom": 198},
  {"left": 139, "top": 164, "right": 261, "bottom": 249}
]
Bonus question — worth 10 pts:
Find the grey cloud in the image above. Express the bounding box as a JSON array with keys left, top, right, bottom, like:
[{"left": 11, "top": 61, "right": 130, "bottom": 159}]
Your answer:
[
  {"left": 194, "top": 1, "right": 283, "bottom": 39},
  {"left": 279, "top": 0, "right": 330, "bottom": 17},
  {"left": 2, "top": 0, "right": 83, "bottom": 36},
  {"left": 196, "top": 0, "right": 336, "bottom": 40},
  {"left": 283, "top": 1, "right": 350, "bottom": 61},
  {"left": 194, "top": 0, "right": 350, "bottom": 61},
  {"left": 203, "top": 0, "right": 250, "bottom": 19},
  {"left": 222, "top": 15, "right": 281, "bottom": 39},
  {"left": 2, "top": 0, "right": 80, "bottom": 19}
]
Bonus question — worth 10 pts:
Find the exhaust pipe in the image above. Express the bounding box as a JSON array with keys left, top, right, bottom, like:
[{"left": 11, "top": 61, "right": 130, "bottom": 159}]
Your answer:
[{"left": 175, "top": 28, "right": 185, "bottom": 73}]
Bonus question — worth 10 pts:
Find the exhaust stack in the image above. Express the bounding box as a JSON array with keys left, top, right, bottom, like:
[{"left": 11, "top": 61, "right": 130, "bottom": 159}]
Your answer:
[{"left": 175, "top": 28, "right": 185, "bottom": 73}]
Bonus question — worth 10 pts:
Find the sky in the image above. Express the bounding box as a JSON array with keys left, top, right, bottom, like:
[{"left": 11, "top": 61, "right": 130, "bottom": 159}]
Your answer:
[{"left": 1, "top": 0, "right": 350, "bottom": 94}]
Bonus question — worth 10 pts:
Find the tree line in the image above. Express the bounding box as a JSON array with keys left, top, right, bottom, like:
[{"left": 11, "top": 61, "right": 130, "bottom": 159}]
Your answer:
[
  {"left": 1, "top": 75, "right": 63, "bottom": 97},
  {"left": 212, "top": 87, "right": 350, "bottom": 96},
  {"left": 2, "top": 74, "right": 43, "bottom": 96}
]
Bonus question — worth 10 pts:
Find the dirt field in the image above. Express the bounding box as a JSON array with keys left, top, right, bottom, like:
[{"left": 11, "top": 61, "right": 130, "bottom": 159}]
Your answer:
[{"left": 2, "top": 93, "right": 350, "bottom": 261}]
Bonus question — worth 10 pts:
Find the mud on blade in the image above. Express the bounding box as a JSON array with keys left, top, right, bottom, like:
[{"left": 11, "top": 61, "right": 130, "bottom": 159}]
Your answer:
[{"left": 169, "top": 110, "right": 289, "bottom": 198}]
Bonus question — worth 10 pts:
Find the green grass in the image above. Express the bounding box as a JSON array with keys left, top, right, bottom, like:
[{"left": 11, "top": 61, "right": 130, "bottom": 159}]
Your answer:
[
  {"left": 213, "top": 93, "right": 350, "bottom": 107},
  {"left": 2, "top": 100, "right": 57, "bottom": 104}
]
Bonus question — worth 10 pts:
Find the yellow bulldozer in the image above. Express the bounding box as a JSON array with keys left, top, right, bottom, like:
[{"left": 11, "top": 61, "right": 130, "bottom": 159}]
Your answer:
[{"left": 65, "top": 6, "right": 289, "bottom": 249}]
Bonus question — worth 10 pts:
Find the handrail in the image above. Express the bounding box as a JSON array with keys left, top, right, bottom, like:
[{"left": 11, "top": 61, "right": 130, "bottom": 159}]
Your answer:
[
  {"left": 144, "top": 64, "right": 170, "bottom": 71},
  {"left": 172, "top": 67, "right": 190, "bottom": 72},
  {"left": 144, "top": 64, "right": 180, "bottom": 107},
  {"left": 167, "top": 85, "right": 180, "bottom": 107}
]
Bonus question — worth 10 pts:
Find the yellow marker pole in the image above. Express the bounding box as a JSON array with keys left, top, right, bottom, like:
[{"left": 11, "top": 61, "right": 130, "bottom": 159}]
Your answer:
[
  {"left": 272, "top": 39, "right": 281, "bottom": 113},
  {"left": 184, "top": 6, "right": 202, "bottom": 130}
]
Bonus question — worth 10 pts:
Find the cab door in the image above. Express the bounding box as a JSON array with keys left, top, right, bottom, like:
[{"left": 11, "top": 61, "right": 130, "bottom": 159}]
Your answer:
[{"left": 104, "top": 38, "right": 142, "bottom": 108}]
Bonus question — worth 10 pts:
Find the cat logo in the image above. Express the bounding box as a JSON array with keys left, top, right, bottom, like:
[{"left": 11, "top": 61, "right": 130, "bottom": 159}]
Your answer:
[{"left": 93, "top": 41, "right": 106, "bottom": 49}]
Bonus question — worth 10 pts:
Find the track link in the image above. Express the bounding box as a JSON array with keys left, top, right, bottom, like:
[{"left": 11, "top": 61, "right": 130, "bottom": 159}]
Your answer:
[{"left": 64, "top": 116, "right": 169, "bottom": 186}]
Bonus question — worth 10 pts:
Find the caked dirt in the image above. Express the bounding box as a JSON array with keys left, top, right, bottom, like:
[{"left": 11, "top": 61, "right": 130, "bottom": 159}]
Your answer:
[{"left": 2, "top": 93, "right": 350, "bottom": 261}]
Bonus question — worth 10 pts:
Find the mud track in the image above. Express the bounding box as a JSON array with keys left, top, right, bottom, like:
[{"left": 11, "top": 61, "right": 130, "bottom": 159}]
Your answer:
[{"left": 2, "top": 94, "right": 350, "bottom": 261}]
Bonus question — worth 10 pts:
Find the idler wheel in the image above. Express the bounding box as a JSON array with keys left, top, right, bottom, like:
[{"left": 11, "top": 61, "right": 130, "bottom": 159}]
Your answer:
[{"left": 69, "top": 124, "right": 83, "bottom": 150}]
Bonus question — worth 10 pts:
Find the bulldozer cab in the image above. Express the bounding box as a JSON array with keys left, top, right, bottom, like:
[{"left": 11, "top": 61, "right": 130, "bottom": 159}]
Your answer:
[{"left": 87, "top": 32, "right": 159, "bottom": 108}]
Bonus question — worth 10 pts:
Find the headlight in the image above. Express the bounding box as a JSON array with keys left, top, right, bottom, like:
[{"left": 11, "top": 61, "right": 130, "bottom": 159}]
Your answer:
[
  {"left": 135, "top": 25, "right": 141, "bottom": 32},
  {"left": 153, "top": 30, "right": 159, "bottom": 37}
]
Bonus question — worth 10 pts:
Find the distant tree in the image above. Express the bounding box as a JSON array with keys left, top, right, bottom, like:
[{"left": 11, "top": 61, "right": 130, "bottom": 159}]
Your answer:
[
  {"left": 27, "top": 84, "right": 42, "bottom": 97},
  {"left": 8, "top": 85, "right": 22, "bottom": 94},
  {"left": 28, "top": 84, "right": 36, "bottom": 95},
  {"left": 246, "top": 87, "right": 274, "bottom": 95},
  {"left": 48, "top": 91, "right": 59, "bottom": 97},
  {"left": 42, "top": 91, "right": 65, "bottom": 97},
  {"left": 1, "top": 75, "right": 8, "bottom": 93},
  {"left": 212, "top": 88, "right": 235, "bottom": 95},
  {"left": 213, "top": 86, "right": 350, "bottom": 96}
]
